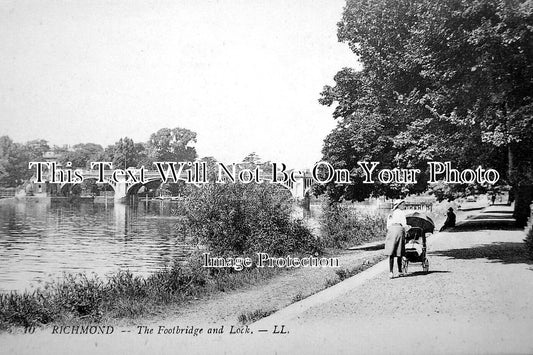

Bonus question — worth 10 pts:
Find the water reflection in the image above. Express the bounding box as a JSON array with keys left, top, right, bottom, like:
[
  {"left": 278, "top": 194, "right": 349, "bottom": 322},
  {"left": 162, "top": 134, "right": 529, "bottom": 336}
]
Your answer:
[{"left": 0, "top": 199, "right": 194, "bottom": 292}]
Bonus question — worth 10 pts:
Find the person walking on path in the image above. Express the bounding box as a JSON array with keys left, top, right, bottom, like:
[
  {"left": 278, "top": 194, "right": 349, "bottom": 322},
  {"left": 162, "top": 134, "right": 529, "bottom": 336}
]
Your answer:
[{"left": 385, "top": 201, "right": 408, "bottom": 279}]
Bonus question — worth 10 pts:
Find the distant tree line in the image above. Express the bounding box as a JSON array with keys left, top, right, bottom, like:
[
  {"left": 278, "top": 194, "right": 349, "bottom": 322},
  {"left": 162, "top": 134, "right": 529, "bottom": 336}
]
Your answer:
[
  {"left": 0, "top": 127, "right": 197, "bottom": 188},
  {"left": 0, "top": 127, "right": 271, "bottom": 194}
]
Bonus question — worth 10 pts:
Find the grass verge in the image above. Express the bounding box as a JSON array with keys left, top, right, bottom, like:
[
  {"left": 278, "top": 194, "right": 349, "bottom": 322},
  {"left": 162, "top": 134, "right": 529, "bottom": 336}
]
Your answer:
[
  {"left": 0, "top": 254, "right": 282, "bottom": 331},
  {"left": 324, "top": 254, "right": 386, "bottom": 288},
  {"left": 237, "top": 309, "right": 276, "bottom": 325},
  {"left": 234, "top": 254, "right": 386, "bottom": 325}
]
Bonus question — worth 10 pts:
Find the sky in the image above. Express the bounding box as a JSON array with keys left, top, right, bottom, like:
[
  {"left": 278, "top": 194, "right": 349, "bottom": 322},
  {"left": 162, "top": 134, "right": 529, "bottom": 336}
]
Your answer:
[{"left": 0, "top": 0, "right": 359, "bottom": 169}]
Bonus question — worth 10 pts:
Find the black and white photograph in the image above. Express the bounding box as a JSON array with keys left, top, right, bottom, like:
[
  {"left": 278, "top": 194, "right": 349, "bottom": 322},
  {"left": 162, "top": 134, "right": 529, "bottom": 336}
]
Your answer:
[{"left": 1, "top": 0, "right": 533, "bottom": 354}]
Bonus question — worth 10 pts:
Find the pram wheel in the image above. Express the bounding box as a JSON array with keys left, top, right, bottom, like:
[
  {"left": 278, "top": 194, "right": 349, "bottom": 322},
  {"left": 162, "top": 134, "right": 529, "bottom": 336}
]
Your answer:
[
  {"left": 422, "top": 258, "right": 429, "bottom": 273},
  {"left": 402, "top": 257, "right": 408, "bottom": 274}
]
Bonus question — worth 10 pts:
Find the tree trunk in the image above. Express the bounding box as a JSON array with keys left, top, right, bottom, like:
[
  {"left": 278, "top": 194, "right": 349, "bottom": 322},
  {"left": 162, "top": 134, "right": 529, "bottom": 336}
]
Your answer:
[
  {"left": 508, "top": 144, "right": 514, "bottom": 182},
  {"left": 507, "top": 143, "right": 527, "bottom": 225},
  {"left": 514, "top": 185, "right": 533, "bottom": 227}
]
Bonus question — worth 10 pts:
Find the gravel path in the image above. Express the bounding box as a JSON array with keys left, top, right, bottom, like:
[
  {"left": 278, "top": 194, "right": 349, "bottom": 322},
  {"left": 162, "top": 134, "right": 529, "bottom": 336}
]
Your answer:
[{"left": 252, "top": 205, "right": 533, "bottom": 354}]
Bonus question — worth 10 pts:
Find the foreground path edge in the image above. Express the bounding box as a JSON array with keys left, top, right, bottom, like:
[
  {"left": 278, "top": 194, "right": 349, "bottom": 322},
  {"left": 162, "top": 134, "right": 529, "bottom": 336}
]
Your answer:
[{"left": 253, "top": 259, "right": 388, "bottom": 327}]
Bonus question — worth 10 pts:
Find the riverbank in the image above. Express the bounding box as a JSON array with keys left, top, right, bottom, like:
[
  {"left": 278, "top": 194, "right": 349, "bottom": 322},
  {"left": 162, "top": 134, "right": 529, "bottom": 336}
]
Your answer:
[
  {"left": 0, "top": 196, "right": 457, "bottom": 331},
  {"left": 0, "top": 197, "right": 386, "bottom": 330},
  {"left": 122, "top": 247, "right": 387, "bottom": 327},
  {"left": 0, "top": 244, "right": 387, "bottom": 332}
]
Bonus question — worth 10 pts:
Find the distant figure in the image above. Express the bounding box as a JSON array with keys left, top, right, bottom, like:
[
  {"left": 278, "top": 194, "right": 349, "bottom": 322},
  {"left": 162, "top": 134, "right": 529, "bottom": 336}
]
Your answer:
[
  {"left": 440, "top": 207, "right": 456, "bottom": 232},
  {"left": 491, "top": 194, "right": 496, "bottom": 205}
]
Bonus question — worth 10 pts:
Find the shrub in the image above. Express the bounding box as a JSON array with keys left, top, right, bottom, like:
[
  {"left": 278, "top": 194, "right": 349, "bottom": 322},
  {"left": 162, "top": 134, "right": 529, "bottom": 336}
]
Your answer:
[
  {"left": 321, "top": 202, "right": 386, "bottom": 248},
  {"left": 0, "top": 292, "right": 54, "bottom": 327},
  {"left": 291, "top": 292, "right": 305, "bottom": 303},
  {"left": 0, "top": 261, "right": 211, "bottom": 329},
  {"left": 237, "top": 309, "right": 275, "bottom": 324},
  {"left": 183, "top": 183, "right": 319, "bottom": 257},
  {"left": 324, "top": 278, "right": 338, "bottom": 288},
  {"left": 51, "top": 274, "right": 105, "bottom": 319}
]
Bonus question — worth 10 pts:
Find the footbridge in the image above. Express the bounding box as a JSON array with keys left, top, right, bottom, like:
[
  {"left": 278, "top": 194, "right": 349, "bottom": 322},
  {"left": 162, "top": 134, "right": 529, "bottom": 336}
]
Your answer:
[{"left": 53, "top": 167, "right": 315, "bottom": 203}]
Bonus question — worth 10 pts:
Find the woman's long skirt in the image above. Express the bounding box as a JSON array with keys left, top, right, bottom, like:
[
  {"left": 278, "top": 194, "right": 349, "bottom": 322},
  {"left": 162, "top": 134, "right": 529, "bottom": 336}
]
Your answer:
[{"left": 384, "top": 224, "right": 405, "bottom": 257}]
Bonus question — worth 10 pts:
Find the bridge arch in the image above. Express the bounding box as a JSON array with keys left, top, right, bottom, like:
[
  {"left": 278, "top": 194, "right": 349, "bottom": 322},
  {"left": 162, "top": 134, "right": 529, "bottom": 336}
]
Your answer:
[
  {"left": 125, "top": 178, "right": 163, "bottom": 197},
  {"left": 273, "top": 175, "right": 315, "bottom": 199},
  {"left": 58, "top": 177, "right": 113, "bottom": 197}
]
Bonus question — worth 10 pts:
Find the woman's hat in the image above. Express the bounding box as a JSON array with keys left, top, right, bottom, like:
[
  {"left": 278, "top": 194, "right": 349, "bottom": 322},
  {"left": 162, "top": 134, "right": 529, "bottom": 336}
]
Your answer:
[
  {"left": 448, "top": 207, "right": 454, "bottom": 211},
  {"left": 392, "top": 200, "right": 405, "bottom": 210}
]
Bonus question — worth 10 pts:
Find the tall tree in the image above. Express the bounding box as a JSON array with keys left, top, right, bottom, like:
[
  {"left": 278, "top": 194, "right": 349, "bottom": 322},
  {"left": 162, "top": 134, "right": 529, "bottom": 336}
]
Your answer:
[
  {"left": 25, "top": 139, "right": 50, "bottom": 161},
  {"left": 242, "top": 152, "right": 262, "bottom": 166},
  {"left": 320, "top": 0, "right": 533, "bottom": 203},
  {"left": 112, "top": 137, "right": 139, "bottom": 169},
  {"left": 146, "top": 127, "right": 197, "bottom": 163},
  {"left": 63, "top": 143, "right": 104, "bottom": 168},
  {"left": 0, "top": 136, "right": 31, "bottom": 187}
]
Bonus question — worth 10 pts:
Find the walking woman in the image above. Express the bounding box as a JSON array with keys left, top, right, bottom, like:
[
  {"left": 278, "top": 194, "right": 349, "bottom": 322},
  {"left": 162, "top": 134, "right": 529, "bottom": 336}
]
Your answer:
[{"left": 385, "top": 201, "right": 408, "bottom": 279}]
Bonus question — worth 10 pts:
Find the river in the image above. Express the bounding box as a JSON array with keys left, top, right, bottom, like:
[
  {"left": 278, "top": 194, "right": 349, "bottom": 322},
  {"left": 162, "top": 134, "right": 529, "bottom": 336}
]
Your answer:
[
  {"left": 0, "top": 199, "right": 197, "bottom": 292},
  {"left": 0, "top": 199, "right": 325, "bottom": 292}
]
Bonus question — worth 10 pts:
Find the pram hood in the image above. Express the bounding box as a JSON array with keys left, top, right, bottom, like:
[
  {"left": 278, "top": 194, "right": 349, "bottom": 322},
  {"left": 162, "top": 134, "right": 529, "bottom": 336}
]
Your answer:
[{"left": 405, "top": 212, "right": 435, "bottom": 233}]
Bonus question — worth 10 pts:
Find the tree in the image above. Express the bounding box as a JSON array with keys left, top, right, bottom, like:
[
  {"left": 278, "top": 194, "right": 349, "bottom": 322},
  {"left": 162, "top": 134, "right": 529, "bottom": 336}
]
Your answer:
[
  {"left": 199, "top": 156, "right": 219, "bottom": 182},
  {"left": 319, "top": 0, "right": 533, "bottom": 205},
  {"left": 146, "top": 127, "right": 197, "bottom": 163},
  {"left": 63, "top": 143, "right": 104, "bottom": 168},
  {"left": 135, "top": 142, "right": 150, "bottom": 167},
  {"left": 242, "top": 152, "right": 262, "bottom": 166},
  {"left": 25, "top": 139, "right": 50, "bottom": 161},
  {"left": 0, "top": 136, "right": 32, "bottom": 187},
  {"left": 112, "top": 137, "right": 141, "bottom": 169}
]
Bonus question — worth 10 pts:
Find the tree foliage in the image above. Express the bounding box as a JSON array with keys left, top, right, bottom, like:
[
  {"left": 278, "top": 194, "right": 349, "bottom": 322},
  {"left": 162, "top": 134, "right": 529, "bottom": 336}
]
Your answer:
[
  {"left": 147, "top": 127, "right": 197, "bottom": 163},
  {"left": 0, "top": 136, "right": 32, "bottom": 187},
  {"left": 319, "top": 0, "right": 533, "bottom": 201},
  {"left": 0, "top": 126, "right": 199, "bottom": 188},
  {"left": 63, "top": 143, "right": 104, "bottom": 169},
  {"left": 184, "top": 182, "right": 319, "bottom": 256},
  {"left": 107, "top": 137, "right": 146, "bottom": 169}
]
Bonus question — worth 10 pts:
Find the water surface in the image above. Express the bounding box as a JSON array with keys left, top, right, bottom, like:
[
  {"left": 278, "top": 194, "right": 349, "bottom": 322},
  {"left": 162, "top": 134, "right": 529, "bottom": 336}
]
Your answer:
[{"left": 0, "top": 199, "right": 194, "bottom": 292}]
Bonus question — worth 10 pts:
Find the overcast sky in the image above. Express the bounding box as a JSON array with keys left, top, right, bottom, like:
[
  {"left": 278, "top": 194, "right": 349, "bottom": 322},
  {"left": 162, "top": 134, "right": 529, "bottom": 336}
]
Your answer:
[{"left": 0, "top": 0, "right": 359, "bottom": 169}]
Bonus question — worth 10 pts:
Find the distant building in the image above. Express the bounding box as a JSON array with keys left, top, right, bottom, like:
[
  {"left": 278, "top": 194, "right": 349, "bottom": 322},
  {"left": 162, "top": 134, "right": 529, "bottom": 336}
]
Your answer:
[{"left": 43, "top": 151, "right": 62, "bottom": 168}]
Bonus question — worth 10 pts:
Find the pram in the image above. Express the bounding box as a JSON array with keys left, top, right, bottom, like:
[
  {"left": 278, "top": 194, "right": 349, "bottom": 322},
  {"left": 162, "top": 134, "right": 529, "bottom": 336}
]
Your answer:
[{"left": 402, "top": 212, "right": 435, "bottom": 274}]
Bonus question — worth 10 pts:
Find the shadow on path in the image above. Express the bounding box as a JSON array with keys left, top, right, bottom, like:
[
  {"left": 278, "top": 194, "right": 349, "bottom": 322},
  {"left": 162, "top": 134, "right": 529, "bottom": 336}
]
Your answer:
[
  {"left": 401, "top": 270, "right": 451, "bottom": 278},
  {"left": 431, "top": 242, "right": 533, "bottom": 266},
  {"left": 448, "top": 221, "right": 520, "bottom": 232},
  {"left": 447, "top": 208, "right": 520, "bottom": 232},
  {"left": 479, "top": 208, "right": 515, "bottom": 214}
]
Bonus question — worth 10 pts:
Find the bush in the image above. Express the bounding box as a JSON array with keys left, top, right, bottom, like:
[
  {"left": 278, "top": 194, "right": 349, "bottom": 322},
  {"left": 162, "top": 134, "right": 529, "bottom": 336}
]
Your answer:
[
  {"left": 0, "top": 260, "right": 213, "bottom": 329},
  {"left": 237, "top": 309, "right": 275, "bottom": 324},
  {"left": 321, "top": 202, "right": 387, "bottom": 248},
  {"left": 0, "top": 292, "right": 54, "bottom": 327},
  {"left": 183, "top": 183, "right": 319, "bottom": 257},
  {"left": 51, "top": 274, "right": 105, "bottom": 319}
]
